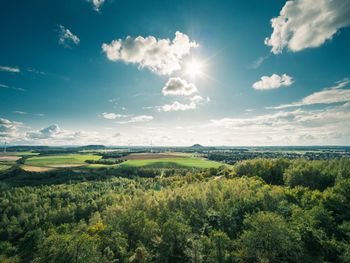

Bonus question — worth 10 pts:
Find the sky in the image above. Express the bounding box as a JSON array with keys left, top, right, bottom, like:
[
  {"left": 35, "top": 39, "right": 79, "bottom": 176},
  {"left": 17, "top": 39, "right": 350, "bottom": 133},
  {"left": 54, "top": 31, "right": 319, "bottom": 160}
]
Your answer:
[{"left": 1, "top": 0, "right": 350, "bottom": 146}]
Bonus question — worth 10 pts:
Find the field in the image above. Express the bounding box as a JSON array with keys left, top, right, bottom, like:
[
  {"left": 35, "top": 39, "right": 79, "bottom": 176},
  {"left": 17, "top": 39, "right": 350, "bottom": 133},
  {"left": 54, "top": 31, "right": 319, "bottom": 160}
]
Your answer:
[
  {"left": 24, "top": 154, "right": 101, "bottom": 168},
  {"left": 0, "top": 153, "right": 28, "bottom": 170},
  {"left": 21, "top": 165, "right": 54, "bottom": 172},
  {"left": 20, "top": 152, "right": 222, "bottom": 171},
  {"left": 119, "top": 157, "right": 222, "bottom": 168},
  {"left": 0, "top": 164, "right": 11, "bottom": 171},
  {"left": 0, "top": 156, "right": 21, "bottom": 162},
  {"left": 120, "top": 152, "right": 189, "bottom": 160}
]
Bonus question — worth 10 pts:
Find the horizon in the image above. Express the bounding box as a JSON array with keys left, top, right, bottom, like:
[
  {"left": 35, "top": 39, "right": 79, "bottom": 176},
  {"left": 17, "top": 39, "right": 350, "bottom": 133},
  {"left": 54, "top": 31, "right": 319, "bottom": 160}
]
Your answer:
[
  {"left": 2, "top": 144, "right": 350, "bottom": 148},
  {"left": 1, "top": 0, "right": 350, "bottom": 146}
]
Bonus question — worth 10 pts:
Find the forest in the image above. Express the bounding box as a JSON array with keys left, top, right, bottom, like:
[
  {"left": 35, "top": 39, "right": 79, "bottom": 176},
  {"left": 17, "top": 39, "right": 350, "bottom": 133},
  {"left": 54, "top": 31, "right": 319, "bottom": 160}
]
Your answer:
[{"left": 0, "top": 158, "right": 350, "bottom": 262}]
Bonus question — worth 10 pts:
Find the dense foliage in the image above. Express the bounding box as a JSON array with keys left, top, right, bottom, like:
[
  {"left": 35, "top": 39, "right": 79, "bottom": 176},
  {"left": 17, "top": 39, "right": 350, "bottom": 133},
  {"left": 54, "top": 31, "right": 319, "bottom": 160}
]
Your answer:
[
  {"left": 85, "top": 159, "right": 125, "bottom": 165},
  {"left": 0, "top": 158, "right": 350, "bottom": 262}
]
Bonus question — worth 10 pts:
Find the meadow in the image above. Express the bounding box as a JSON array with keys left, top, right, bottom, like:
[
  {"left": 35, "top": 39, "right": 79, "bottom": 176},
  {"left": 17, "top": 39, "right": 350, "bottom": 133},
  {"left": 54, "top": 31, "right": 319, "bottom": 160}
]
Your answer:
[
  {"left": 22, "top": 152, "right": 222, "bottom": 171},
  {"left": 119, "top": 157, "right": 222, "bottom": 168},
  {"left": 24, "top": 154, "right": 101, "bottom": 167},
  {"left": 0, "top": 164, "right": 11, "bottom": 171}
]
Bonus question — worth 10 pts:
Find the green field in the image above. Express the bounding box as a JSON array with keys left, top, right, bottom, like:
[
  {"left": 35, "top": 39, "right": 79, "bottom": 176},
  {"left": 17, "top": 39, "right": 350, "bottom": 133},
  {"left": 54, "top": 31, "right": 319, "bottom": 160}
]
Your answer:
[
  {"left": 0, "top": 164, "right": 11, "bottom": 171},
  {"left": 23, "top": 153, "right": 222, "bottom": 170},
  {"left": 25, "top": 154, "right": 101, "bottom": 167},
  {"left": 14, "top": 151, "right": 40, "bottom": 156},
  {"left": 119, "top": 157, "right": 222, "bottom": 169}
]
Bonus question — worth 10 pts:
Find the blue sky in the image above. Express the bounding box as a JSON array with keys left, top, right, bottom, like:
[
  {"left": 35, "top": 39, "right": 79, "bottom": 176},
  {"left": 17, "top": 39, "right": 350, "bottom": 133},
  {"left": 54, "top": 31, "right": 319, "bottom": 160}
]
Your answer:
[{"left": 1, "top": 0, "right": 350, "bottom": 146}]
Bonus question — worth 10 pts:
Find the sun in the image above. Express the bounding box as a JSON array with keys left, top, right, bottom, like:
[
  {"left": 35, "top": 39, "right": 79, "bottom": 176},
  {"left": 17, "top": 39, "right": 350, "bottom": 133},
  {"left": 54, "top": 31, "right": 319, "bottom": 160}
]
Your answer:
[{"left": 185, "top": 59, "right": 203, "bottom": 78}]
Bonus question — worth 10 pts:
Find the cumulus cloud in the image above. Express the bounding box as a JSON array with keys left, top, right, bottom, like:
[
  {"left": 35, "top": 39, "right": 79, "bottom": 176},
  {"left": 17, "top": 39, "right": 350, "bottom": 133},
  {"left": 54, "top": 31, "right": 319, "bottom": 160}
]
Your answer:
[
  {"left": 102, "top": 112, "right": 128, "bottom": 120},
  {"left": 158, "top": 101, "right": 197, "bottom": 112},
  {"left": 89, "top": 0, "right": 105, "bottom": 11},
  {"left": 268, "top": 79, "right": 350, "bottom": 109},
  {"left": 102, "top": 31, "right": 198, "bottom": 75},
  {"left": 103, "top": 112, "right": 152, "bottom": 123},
  {"left": 157, "top": 95, "right": 209, "bottom": 112},
  {"left": 265, "top": 0, "right": 350, "bottom": 54},
  {"left": 26, "top": 124, "right": 100, "bottom": 144},
  {"left": 0, "top": 118, "right": 22, "bottom": 140},
  {"left": 209, "top": 103, "right": 350, "bottom": 145},
  {"left": 252, "top": 74, "right": 294, "bottom": 90},
  {"left": 58, "top": 25, "right": 80, "bottom": 48},
  {"left": 190, "top": 95, "right": 205, "bottom": 104},
  {"left": 162, "top": 77, "right": 197, "bottom": 96},
  {"left": 0, "top": 66, "right": 20, "bottom": 73},
  {"left": 27, "top": 124, "right": 62, "bottom": 140}
]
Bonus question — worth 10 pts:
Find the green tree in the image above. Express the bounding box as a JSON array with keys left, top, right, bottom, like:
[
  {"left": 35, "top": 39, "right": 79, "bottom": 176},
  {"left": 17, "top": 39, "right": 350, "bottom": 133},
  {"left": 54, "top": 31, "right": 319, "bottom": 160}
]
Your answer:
[{"left": 235, "top": 211, "right": 301, "bottom": 263}]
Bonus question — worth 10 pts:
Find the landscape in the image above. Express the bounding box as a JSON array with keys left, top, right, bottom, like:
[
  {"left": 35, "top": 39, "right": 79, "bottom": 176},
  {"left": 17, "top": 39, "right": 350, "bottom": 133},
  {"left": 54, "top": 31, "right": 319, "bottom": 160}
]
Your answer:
[{"left": 1, "top": 0, "right": 350, "bottom": 262}]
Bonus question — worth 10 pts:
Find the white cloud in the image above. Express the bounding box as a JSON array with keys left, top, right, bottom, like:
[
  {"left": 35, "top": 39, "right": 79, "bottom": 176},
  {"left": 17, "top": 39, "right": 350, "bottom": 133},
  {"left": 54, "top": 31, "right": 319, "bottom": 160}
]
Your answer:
[
  {"left": 0, "top": 118, "right": 22, "bottom": 140},
  {"left": 0, "top": 66, "right": 20, "bottom": 73},
  {"left": 252, "top": 74, "right": 294, "bottom": 90},
  {"left": 157, "top": 95, "right": 209, "bottom": 112},
  {"left": 0, "top": 84, "right": 25, "bottom": 92},
  {"left": 158, "top": 101, "right": 197, "bottom": 112},
  {"left": 209, "top": 103, "right": 350, "bottom": 145},
  {"left": 103, "top": 111, "right": 153, "bottom": 124},
  {"left": 162, "top": 77, "right": 197, "bottom": 96},
  {"left": 27, "top": 124, "right": 62, "bottom": 140},
  {"left": 268, "top": 79, "right": 350, "bottom": 109},
  {"left": 89, "top": 0, "right": 105, "bottom": 11},
  {"left": 27, "top": 68, "right": 46, "bottom": 75},
  {"left": 129, "top": 115, "right": 154, "bottom": 123},
  {"left": 26, "top": 124, "right": 100, "bottom": 144},
  {"left": 265, "top": 0, "right": 350, "bottom": 54},
  {"left": 116, "top": 115, "right": 154, "bottom": 124},
  {"left": 58, "top": 25, "right": 80, "bottom": 48},
  {"left": 190, "top": 95, "right": 205, "bottom": 104},
  {"left": 102, "top": 112, "right": 127, "bottom": 120},
  {"left": 13, "top": 111, "right": 27, "bottom": 115},
  {"left": 102, "top": 31, "right": 198, "bottom": 75},
  {"left": 248, "top": 55, "right": 269, "bottom": 69}
]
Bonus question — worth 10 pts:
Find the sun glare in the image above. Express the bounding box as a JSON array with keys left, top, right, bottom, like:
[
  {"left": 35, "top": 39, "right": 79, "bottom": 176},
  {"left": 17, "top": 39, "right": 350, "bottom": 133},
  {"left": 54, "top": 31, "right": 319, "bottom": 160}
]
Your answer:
[{"left": 185, "top": 60, "right": 203, "bottom": 78}]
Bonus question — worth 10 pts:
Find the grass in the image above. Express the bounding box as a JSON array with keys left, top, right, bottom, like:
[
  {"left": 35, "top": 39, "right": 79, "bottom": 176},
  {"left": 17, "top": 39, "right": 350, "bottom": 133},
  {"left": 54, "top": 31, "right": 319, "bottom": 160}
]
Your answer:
[
  {"left": 14, "top": 151, "right": 40, "bottom": 156},
  {"left": 25, "top": 154, "right": 101, "bottom": 167},
  {"left": 0, "top": 164, "right": 11, "bottom": 171},
  {"left": 23, "top": 153, "right": 222, "bottom": 170},
  {"left": 119, "top": 157, "right": 222, "bottom": 169}
]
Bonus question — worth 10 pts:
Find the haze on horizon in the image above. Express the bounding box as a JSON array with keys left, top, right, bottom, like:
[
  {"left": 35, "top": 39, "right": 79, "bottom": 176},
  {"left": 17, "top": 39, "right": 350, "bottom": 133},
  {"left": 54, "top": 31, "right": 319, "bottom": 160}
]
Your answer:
[{"left": 1, "top": 0, "right": 350, "bottom": 147}]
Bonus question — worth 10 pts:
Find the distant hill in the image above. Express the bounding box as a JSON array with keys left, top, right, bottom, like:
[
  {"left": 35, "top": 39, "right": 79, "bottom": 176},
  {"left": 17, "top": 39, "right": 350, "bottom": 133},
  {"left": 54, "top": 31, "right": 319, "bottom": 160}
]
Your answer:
[{"left": 190, "top": 144, "right": 204, "bottom": 148}]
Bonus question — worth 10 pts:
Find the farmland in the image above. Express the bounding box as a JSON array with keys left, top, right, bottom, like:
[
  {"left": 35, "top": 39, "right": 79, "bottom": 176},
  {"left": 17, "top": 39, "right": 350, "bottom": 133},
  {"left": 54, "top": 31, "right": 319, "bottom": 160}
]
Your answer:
[
  {"left": 119, "top": 157, "right": 221, "bottom": 168},
  {"left": 0, "top": 164, "right": 11, "bottom": 171},
  {"left": 24, "top": 154, "right": 101, "bottom": 168},
  {"left": 21, "top": 152, "right": 222, "bottom": 171},
  {"left": 115, "top": 152, "right": 221, "bottom": 168}
]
